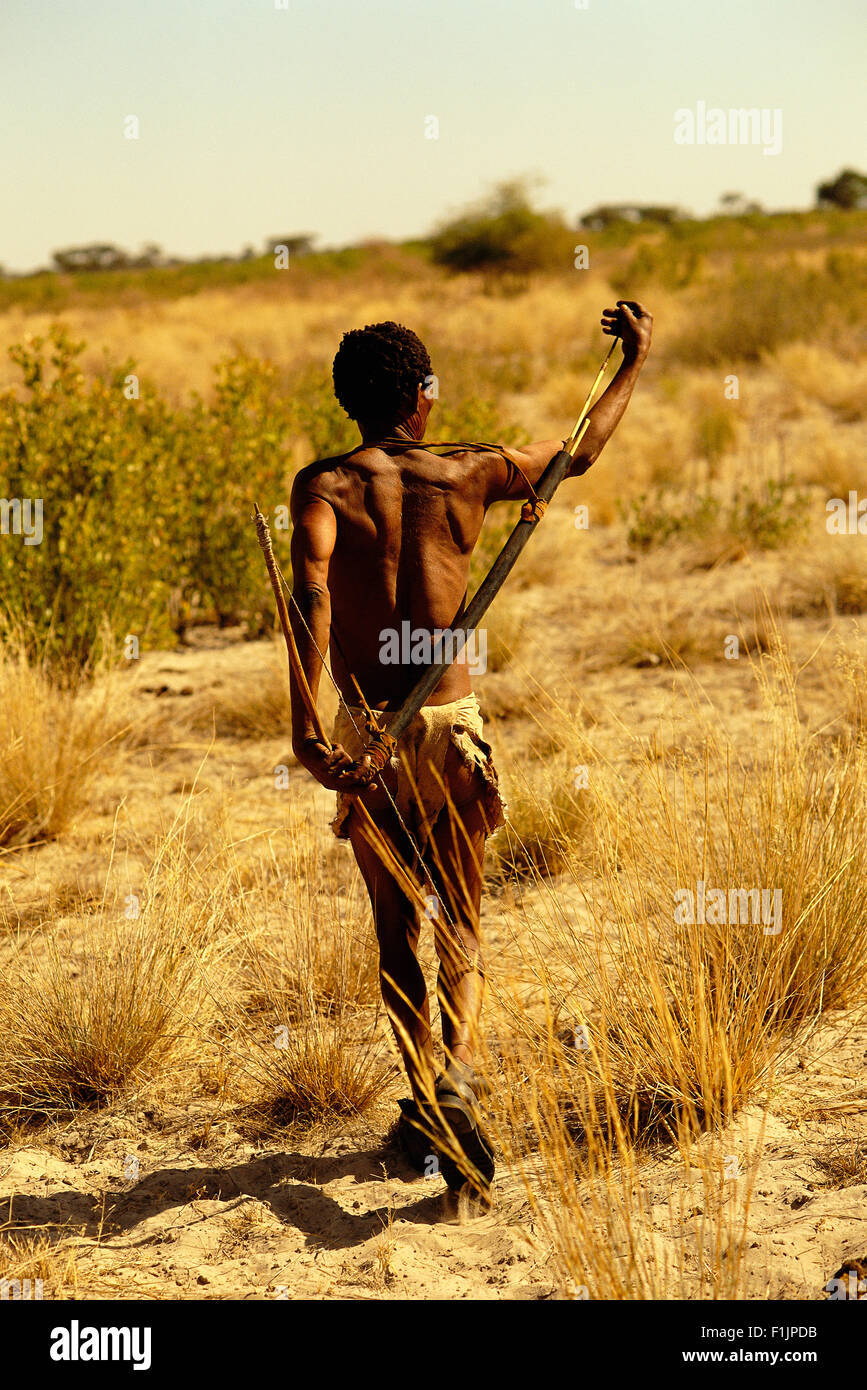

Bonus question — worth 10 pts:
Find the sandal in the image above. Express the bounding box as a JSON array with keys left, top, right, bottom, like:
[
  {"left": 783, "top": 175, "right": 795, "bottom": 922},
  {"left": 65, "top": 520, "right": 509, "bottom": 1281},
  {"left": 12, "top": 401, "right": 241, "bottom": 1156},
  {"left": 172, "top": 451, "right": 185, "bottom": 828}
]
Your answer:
[
  {"left": 433, "top": 1061, "right": 496, "bottom": 1195},
  {"left": 395, "top": 1097, "right": 440, "bottom": 1174}
]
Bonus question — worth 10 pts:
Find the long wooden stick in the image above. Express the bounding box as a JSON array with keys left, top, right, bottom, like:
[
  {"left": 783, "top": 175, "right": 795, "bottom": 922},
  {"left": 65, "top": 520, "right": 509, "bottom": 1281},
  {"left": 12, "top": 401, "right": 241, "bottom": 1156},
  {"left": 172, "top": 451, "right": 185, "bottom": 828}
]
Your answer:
[{"left": 253, "top": 505, "right": 331, "bottom": 749}]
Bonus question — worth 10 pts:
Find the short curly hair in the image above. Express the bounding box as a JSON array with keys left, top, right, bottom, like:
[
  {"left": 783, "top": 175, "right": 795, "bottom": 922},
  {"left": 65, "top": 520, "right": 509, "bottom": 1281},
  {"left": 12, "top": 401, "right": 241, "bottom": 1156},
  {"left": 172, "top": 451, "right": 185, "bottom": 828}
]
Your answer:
[{"left": 332, "top": 321, "right": 432, "bottom": 424}]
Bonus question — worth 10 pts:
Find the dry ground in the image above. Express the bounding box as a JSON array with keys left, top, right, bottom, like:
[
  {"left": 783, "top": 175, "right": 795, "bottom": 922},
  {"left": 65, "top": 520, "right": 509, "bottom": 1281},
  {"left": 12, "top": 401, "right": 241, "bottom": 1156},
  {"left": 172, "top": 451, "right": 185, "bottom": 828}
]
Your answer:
[
  {"left": 3, "top": 526, "right": 866, "bottom": 1300},
  {"left": 2, "top": 256, "right": 866, "bottom": 1299}
]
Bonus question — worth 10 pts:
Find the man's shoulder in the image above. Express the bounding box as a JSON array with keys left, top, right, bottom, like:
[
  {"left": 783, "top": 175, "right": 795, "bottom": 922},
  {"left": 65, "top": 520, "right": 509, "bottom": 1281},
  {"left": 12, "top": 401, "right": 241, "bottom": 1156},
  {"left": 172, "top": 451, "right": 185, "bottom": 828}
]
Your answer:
[
  {"left": 296, "top": 443, "right": 385, "bottom": 482},
  {"left": 408, "top": 441, "right": 507, "bottom": 482},
  {"left": 293, "top": 441, "right": 500, "bottom": 505},
  {"left": 291, "top": 453, "right": 349, "bottom": 500}
]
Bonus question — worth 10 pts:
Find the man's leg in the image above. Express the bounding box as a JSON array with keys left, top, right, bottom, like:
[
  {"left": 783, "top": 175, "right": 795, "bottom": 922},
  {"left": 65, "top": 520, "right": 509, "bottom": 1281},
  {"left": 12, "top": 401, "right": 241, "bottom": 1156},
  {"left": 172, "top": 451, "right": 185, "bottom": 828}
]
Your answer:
[
  {"left": 424, "top": 743, "right": 489, "bottom": 1071},
  {"left": 345, "top": 790, "right": 437, "bottom": 1105},
  {"left": 421, "top": 743, "right": 496, "bottom": 1195}
]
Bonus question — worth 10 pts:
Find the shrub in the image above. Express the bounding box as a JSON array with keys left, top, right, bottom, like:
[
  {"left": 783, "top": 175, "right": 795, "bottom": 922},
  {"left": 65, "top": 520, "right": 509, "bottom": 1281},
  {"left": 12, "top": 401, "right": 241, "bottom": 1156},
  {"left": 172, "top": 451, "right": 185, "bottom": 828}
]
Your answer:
[
  {"left": 622, "top": 477, "right": 809, "bottom": 553},
  {"left": 430, "top": 181, "right": 573, "bottom": 274},
  {"left": 171, "top": 353, "right": 299, "bottom": 631},
  {"left": 0, "top": 329, "right": 303, "bottom": 665},
  {"left": 0, "top": 329, "right": 179, "bottom": 667}
]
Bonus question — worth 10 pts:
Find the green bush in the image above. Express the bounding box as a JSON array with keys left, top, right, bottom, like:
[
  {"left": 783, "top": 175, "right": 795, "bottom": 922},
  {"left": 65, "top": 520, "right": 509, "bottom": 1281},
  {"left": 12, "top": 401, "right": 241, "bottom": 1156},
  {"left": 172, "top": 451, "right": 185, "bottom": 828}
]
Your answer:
[
  {"left": 0, "top": 329, "right": 176, "bottom": 669},
  {"left": 429, "top": 181, "right": 573, "bottom": 274},
  {"left": 0, "top": 329, "right": 301, "bottom": 667}
]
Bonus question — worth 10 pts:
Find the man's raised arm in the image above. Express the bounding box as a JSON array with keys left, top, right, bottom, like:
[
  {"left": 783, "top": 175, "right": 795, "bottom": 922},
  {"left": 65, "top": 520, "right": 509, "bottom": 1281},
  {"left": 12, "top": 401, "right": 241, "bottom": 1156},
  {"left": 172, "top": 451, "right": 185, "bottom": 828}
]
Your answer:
[{"left": 485, "top": 301, "right": 652, "bottom": 504}]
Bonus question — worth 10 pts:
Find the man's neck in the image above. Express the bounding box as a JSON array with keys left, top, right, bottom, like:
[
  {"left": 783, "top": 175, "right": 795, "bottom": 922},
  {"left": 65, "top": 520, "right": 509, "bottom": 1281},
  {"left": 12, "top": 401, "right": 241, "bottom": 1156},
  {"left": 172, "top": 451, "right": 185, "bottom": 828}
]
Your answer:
[{"left": 359, "top": 417, "right": 425, "bottom": 445}]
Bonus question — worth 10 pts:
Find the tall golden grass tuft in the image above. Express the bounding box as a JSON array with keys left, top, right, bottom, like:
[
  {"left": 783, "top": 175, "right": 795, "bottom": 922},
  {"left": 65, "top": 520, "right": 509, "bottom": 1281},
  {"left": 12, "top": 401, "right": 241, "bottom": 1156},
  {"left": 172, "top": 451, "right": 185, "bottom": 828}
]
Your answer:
[
  {"left": 0, "top": 634, "right": 124, "bottom": 846},
  {"left": 224, "top": 815, "right": 391, "bottom": 1126},
  {"left": 492, "top": 1031, "right": 760, "bottom": 1298},
  {"left": 580, "top": 669, "right": 859, "bottom": 1140},
  {"left": 0, "top": 797, "right": 240, "bottom": 1130},
  {"left": 487, "top": 686, "right": 601, "bottom": 878},
  {"left": 233, "top": 822, "right": 381, "bottom": 1020},
  {"left": 489, "top": 633, "right": 867, "bottom": 1162},
  {"left": 246, "top": 1006, "right": 392, "bottom": 1127},
  {"left": 490, "top": 754, "right": 597, "bottom": 879}
]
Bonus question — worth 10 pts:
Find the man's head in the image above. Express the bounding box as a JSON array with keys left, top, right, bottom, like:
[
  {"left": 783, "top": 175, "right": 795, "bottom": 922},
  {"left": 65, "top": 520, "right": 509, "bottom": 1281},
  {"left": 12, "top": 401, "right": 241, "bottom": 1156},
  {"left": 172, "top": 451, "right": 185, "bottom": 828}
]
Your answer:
[{"left": 332, "top": 321, "right": 433, "bottom": 437}]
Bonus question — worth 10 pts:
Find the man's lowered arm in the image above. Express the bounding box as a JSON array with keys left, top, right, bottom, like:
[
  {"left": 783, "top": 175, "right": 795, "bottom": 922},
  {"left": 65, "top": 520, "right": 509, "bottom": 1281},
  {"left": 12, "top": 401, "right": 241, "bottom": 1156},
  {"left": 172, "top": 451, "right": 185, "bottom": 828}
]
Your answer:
[{"left": 288, "top": 483, "right": 363, "bottom": 789}]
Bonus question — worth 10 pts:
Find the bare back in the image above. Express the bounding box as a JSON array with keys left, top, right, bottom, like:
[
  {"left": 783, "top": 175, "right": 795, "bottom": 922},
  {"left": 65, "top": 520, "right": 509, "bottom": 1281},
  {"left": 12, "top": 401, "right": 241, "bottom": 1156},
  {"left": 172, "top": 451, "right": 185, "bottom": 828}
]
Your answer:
[{"left": 292, "top": 443, "right": 498, "bottom": 708}]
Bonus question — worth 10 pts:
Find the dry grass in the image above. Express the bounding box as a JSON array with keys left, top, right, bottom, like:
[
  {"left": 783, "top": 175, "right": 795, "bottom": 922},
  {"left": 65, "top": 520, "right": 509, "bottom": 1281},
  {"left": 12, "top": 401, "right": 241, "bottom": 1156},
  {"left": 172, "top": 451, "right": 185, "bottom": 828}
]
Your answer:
[
  {"left": 233, "top": 825, "right": 381, "bottom": 1021},
  {"left": 488, "top": 637, "right": 867, "bottom": 1159},
  {"left": 212, "top": 816, "right": 392, "bottom": 1127},
  {"left": 0, "top": 878, "right": 102, "bottom": 935},
  {"left": 812, "top": 1138, "right": 867, "bottom": 1189},
  {"left": 601, "top": 601, "right": 721, "bottom": 671},
  {"left": 244, "top": 1010, "right": 392, "bottom": 1128},
  {"left": 0, "top": 1225, "right": 80, "bottom": 1298},
  {"left": 0, "top": 637, "right": 126, "bottom": 846},
  {"left": 0, "top": 801, "right": 240, "bottom": 1131},
  {"left": 827, "top": 641, "right": 867, "bottom": 737},
  {"left": 772, "top": 343, "right": 867, "bottom": 423},
  {"left": 483, "top": 595, "right": 528, "bottom": 673},
  {"left": 784, "top": 537, "right": 867, "bottom": 618},
  {"left": 473, "top": 640, "right": 867, "bottom": 1296},
  {"left": 489, "top": 752, "right": 597, "bottom": 880},
  {"left": 490, "top": 1037, "right": 759, "bottom": 1298}
]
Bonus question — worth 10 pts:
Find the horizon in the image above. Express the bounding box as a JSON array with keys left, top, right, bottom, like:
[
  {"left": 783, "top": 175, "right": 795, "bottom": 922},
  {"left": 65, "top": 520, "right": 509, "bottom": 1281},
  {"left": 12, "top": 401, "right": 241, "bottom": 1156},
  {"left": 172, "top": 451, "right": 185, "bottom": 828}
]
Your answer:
[{"left": 4, "top": 185, "right": 847, "bottom": 280}]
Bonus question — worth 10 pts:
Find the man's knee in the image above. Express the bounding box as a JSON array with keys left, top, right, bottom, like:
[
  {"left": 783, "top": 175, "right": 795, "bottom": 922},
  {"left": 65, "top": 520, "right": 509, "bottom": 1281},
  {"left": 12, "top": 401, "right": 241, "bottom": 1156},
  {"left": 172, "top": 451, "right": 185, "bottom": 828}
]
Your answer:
[
  {"left": 374, "top": 902, "right": 420, "bottom": 957},
  {"left": 434, "top": 920, "right": 483, "bottom": 975}
]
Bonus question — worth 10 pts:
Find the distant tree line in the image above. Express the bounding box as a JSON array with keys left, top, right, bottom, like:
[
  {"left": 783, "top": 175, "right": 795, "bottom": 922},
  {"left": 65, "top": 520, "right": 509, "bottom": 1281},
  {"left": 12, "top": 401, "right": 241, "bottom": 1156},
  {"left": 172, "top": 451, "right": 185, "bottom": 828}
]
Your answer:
[
  {"left": 428, "top": 169, "right": 867, "bottom": 273},
  {"left": 51, "top": 241, "right": 168, "bottom": 272},
  {"left": 2, "top": 169, "right": 863, "bottom": 281},
  {"left": 0, "top": 236, "right": 317, "bottom": 280}
]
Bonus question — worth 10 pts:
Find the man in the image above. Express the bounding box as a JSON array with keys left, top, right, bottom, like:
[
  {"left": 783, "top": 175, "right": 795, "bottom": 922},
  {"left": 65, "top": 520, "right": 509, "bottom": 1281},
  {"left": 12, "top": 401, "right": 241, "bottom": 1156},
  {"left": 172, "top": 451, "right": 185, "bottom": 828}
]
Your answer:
[{"left": 288, "top": 302, "right": 652, "bottom": 1195}]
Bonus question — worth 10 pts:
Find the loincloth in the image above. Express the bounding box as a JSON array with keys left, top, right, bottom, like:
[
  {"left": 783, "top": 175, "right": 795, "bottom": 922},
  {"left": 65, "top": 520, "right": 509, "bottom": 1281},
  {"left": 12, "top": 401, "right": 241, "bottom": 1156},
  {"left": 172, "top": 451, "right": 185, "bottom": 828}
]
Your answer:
[{"left": 330, "top": 693, "right": 506, "bottom": 849}]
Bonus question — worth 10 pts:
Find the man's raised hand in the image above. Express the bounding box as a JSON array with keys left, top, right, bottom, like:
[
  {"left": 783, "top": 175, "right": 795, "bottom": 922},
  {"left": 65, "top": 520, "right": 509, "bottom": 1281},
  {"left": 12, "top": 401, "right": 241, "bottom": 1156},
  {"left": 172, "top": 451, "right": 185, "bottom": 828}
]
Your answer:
[{"left": 601, "top": 300, "right": 653, "bottom": 364}]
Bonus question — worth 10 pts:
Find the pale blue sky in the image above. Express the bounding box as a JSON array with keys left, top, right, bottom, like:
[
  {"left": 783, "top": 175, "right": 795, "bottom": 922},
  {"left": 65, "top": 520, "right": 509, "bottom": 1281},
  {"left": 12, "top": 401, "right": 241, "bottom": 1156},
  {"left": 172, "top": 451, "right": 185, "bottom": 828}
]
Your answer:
[{"left": 2, "top": 0, "right": 864, "bottom": 271}]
